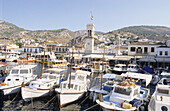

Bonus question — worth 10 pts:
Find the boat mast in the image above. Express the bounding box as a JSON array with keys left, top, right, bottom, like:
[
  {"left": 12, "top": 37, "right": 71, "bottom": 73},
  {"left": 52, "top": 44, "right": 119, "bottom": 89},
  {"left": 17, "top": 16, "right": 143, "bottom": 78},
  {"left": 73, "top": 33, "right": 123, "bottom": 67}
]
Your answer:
[
  {"left": 40, "top": 38, "right": 47, "bottom": 79},
  {"left": 100, "top": 46, "right": 105, "bottom": 90},
  {"left": 69, "top": 46, "right": 74, "bottom": 88}
]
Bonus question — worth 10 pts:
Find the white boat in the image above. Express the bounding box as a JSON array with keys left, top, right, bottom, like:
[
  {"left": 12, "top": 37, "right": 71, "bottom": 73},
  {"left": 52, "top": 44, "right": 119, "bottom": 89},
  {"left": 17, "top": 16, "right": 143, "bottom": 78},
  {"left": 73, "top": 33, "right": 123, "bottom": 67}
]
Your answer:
[
  {"left": 148, "top": 78, "right": 170, "bottom": 111},
  {"left": 127, "top": 64, "right": 139, "bottom": 72},
  {"left": 55, "top": 70, "right": 91, "bottom": 107},
  {"left": 110, "top": 64, "right": 127, "bottom": 74},
  {"left": 0, "top": 63, "right": 8, "bottom": 78},
  {"left": 92, "top": 61, "right": 110, "bottom": 73},
  {"left": 49, "top": 59, "right": 68, "bottom": 69},
  {"left": 21, "top": 68, "right": 67, "bottom": 101},
  {"left": 89, "top": 73, "right": 121, "bottom": 102},
  {"left": 6, "top": 53, "right": 20, "bottom": 62},
  {"left": 0, "top": 64, "right": 38, "bottom": 95},
  {"left": 96, "top": 81, "right": 150, "bottom": 111}
]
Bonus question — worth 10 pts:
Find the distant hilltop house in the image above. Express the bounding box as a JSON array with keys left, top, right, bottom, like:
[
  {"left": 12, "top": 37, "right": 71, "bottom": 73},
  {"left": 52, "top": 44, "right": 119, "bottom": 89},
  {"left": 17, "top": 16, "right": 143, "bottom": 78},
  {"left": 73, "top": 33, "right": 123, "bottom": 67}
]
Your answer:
[
  {"left": 0, "top": 43, "right": 7, "bottom": 52},
  {"left": 20, "top": 38, "right": 35, "bottom": 45}
]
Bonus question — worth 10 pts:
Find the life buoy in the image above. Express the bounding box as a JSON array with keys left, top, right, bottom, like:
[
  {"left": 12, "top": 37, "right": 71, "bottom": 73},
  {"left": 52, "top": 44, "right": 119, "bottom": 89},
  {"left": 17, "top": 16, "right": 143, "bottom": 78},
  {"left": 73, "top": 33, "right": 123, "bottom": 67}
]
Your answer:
[{"left": 1, "top": 82, "right": 6, "bottom": 86}]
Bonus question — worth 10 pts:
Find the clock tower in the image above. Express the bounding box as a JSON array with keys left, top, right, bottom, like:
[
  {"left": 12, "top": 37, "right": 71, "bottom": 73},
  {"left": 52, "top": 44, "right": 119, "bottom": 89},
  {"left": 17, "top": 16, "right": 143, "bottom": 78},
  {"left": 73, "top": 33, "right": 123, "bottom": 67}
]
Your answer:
[{"left": 85, "top": 24, "right": 95, "bottom": 54}]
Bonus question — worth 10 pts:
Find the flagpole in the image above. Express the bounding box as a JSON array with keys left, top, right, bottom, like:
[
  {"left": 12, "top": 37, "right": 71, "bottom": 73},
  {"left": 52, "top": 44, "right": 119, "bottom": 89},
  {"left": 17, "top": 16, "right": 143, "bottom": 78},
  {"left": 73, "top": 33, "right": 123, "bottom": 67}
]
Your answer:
[{"left": 90, "top": 11, "right": 93, "bottom": 24}]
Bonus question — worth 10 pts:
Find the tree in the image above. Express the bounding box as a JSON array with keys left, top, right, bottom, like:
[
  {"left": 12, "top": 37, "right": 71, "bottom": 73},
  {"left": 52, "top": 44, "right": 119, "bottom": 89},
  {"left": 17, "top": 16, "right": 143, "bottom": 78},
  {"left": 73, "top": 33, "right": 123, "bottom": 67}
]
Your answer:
[{"left": 16, "top": 42, "right": 23, "bottom": 48}]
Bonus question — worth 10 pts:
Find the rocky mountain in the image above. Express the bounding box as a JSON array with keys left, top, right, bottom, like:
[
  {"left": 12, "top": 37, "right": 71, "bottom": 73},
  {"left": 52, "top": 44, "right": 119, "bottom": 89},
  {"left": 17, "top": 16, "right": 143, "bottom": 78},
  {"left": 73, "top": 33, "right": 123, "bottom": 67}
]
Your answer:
[
  {"left": 0, "top": 20, "right": 79, "bottom": 43},
  {"left": 0, "top": 20, "right": 170, "bottom": 44}
]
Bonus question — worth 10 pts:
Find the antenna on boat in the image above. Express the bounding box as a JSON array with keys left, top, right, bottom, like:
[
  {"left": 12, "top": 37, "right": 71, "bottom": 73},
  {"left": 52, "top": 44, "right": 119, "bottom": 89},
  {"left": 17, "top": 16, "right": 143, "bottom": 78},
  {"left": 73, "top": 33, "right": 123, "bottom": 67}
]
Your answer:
[
  {"left": 69, "top": 46, "right": 74, "bottom": 89},
  {"left": 40, "top": 37, "right": 47, "bottom": 79},
  {"left": 100, "top": 45, "right": 105, "bottom": 90}
]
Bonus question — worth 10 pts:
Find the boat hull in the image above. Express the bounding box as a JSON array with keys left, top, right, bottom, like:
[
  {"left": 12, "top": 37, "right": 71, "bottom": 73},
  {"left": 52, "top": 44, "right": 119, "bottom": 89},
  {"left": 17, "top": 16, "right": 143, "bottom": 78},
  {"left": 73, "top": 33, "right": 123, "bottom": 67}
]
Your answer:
[
  {"left": 17, "top": 60, "right": 36, "bottom": 63},
  {"left": 1, "top": 85, "right": 21, "bottom": 95},
  {"left": 96, "top": 100, "right": 136, "bottom": 111},
  {"left": 22, "top": 87, "right": 52, "bottom": 100},
  {"left": 58, "top": 92, "right": 85, "bottom": 107}
]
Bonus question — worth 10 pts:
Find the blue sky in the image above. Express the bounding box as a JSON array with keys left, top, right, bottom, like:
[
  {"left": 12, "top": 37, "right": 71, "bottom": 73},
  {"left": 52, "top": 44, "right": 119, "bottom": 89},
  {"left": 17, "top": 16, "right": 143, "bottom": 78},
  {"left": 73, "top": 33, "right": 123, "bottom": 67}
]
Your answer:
[{"left": 0, "top": 0, "right": 170, "bottom": 32}]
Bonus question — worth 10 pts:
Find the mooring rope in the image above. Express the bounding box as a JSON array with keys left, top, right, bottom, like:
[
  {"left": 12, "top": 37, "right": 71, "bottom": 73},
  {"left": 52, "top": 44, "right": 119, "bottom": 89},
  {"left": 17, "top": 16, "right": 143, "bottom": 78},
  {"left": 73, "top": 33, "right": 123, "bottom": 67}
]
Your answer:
[
  {"left": 79, "top": 96, "right": 89, "bottom": 105},
  {"left": 4, "top": 91, "right": 20, "bottom": 107},
  {"left": 44, "top": 95, "right": 57, "bottom": 107},
  {"left": 83, "top": 104, "right": 99, "bottom": 111}
]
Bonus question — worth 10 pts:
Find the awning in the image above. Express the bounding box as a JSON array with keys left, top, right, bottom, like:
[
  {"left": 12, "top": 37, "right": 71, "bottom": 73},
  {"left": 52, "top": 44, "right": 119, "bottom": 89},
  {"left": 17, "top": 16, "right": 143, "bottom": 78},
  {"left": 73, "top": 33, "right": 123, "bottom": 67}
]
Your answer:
[
  {"left": 138, "top": 57, "right": 170, "bottom": 62},
  {"left": 103, "top": 73, "right": 117, "bottom": 79},
  {"left": 76, "top": 70, "right": 91, "bottom": 75},
  {"left": 121, "top": 72, "right": 152, "bottom": 86}
]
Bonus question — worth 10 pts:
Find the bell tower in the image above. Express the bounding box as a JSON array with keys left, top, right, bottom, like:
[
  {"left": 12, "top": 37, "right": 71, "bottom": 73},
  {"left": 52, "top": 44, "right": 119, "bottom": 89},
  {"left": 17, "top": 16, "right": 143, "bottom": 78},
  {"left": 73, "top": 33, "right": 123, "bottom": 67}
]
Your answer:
[{"left": 85, "top": 24, "right": 95, "bottom": 54}]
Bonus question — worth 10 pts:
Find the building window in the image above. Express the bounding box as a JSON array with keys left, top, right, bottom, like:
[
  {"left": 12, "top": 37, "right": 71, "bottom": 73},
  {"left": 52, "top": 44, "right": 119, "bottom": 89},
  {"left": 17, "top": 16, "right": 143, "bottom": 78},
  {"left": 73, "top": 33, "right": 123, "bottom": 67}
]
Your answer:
[
  {"left": 88, "top": 30, "right": 92, "bottom": 37},
  {"left": 24, "top": 48, "right": 26, "bottom": 52},
  {"left": 59, "top": 48, "right": 61, "bottom": 52},
  {"left": 56, "top": 48, "right": 58, "bottom": 52},
  {"left": 165, "top": 51, "right": 168, "bottom": 56},
  {"left": 35, "top": 49, "right": 37, "bottom": 53},
  {"left": 160, "top": 51, "right": 162, "bottom": 56},
  {"left": 151, "top": 47, "right": 155, "bottom": 52},
  {"left": 30, "top": 49, "right": 32, "bottom": 52},
  {"left": 130, "top": 47, "right": 135, "bottom": 52},
  {"left": 144, "top": 47, "right": 148, "bottom": 54}
]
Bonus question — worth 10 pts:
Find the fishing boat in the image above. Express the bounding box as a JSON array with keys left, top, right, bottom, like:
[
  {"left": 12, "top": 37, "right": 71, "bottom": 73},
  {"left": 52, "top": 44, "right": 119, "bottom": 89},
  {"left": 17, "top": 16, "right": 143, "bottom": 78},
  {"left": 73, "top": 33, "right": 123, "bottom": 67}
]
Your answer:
[
  {"left": 0, "top": 64, "right": 38, "bottom": 95},
  {"left": 6, "top": 53, "right": 20, "bottom": 62},
  {"left": 55, "top": 70, "right": 91, "bottom": 107},
  {"left": 96, "top": 79, "right": 150, "bottom": 111},
  {"left": 110, "top": 64, "right": 127, "bottom": 74},
  {"left": 21, "top": 68, "right": 67, "bottom": 101},
  {"left": 89, "top": 73, "right": 121, "bottom": 102},
  {"left": 148, "top": 78, "right": 170, "bottom": 111},
  {"left": 17, "top": 56, "right": 36, "bottom": 63},
  {"left": 0, "top": 62, "right": 8, "bottom": 78},
  {"left": 127, "top": 63, "right": 139, "bottom": 72},
  {"left": 72, "top": 64, "right": 81, "bottom": 70},
  {"left": 49, "top": 59, "right": 68, "bottom": 69}
]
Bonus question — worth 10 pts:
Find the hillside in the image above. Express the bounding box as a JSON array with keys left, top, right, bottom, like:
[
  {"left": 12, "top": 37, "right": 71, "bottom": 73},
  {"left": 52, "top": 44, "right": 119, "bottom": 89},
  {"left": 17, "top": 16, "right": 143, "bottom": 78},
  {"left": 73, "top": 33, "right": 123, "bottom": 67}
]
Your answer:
[
  {"left": 0, "top": 20, "right": 79, "bottom": 43},
  {"left": 0, "top": 20, "right": 170, "bottom": 44},
  {"left": 117, "top": 26, "right": 170, "bottom": 40}
]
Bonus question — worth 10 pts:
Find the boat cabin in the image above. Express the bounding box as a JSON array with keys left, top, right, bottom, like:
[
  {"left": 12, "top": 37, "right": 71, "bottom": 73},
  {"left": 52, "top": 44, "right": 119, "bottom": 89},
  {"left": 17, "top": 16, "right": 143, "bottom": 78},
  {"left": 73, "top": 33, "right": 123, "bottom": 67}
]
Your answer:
[
  {"left": 127, "top": 64, "right": 139, "bottom": 72},
  {"left": 60, "top": 70, "right": 90, "bottom": 91},
  {"left": 49, "top": 59, "right": 68, "bottom": 68},
  {"left": 44, "top": 68, "right": 67, "bottom": 75},
  {"left": 110, "top": 83, "right": 141, "bottom": 104},
  {"left": 9, "top": 65, "right": 37, "bottom": 77}
]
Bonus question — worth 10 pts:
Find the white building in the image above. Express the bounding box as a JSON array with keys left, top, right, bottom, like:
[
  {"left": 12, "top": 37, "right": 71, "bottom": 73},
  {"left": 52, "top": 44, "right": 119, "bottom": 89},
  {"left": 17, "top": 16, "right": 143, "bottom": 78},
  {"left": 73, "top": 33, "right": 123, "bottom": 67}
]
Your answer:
[
  {"left": 22, "top": 45, "right": 44, "bottom": 54},
  {"left": 128, "top": 42, "right": 162, "bottom": 56},
  {"left": 156, "top": 46, "right": 170, "bottom": 57}
]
